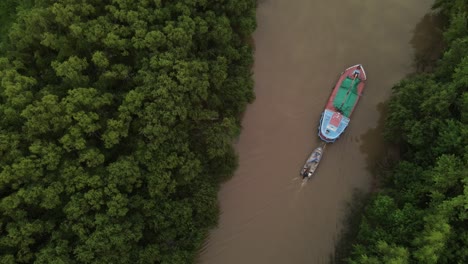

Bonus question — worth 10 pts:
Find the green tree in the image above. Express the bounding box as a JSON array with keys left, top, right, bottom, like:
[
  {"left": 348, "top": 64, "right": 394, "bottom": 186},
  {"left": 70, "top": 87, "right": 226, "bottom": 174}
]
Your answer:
[{"left": 0, "top": 0, "right": 256, "bottom": 263}]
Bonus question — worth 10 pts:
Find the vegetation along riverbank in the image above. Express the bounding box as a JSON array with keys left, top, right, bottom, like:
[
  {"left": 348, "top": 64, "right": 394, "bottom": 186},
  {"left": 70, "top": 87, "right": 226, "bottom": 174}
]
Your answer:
[
  {"left": 0, "top": 1, "right": 256, "bottom": 263},
  {"left": 336, "top": 0, "right": 468, "bottom": 263}
]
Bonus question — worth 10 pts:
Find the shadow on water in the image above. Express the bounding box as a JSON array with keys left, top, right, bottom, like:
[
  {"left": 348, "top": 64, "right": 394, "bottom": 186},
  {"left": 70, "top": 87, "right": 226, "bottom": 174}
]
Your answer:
[
  {"left": 359, "top": 101, "right": 388, "bottom": 174},
  {"left": 327, "top": 101, "right": 390, "bottom": 264},
  {"left": 328, "top": 102, "right": 398, "bottom": 264},
  {"left": 329, "top": 10, "right": 446, "bottom": 264},
  {"left": 328, "top": 189, "right": 370, "bottom": 264},
  {"left": 410, "top": 12, "right": 445, "bottom": 73},
  {"left": 357, "top": 10, "right": 446, "bottom": 179},
  {"left": 358, "top": 101, "right": 400, "bottom": 192}
]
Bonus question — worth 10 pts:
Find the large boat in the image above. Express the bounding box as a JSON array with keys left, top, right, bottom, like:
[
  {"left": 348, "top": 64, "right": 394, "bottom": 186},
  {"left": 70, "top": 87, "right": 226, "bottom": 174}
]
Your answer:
[{"left": 318, "top": 64, "right": 366, "bottom": 143}]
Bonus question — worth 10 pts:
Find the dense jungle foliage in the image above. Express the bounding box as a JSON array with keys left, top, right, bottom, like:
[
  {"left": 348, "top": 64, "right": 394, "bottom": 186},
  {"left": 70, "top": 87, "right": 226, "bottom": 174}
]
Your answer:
[
  {"left": 0, "top": 0, "right": 256, "bottom": 263},
  {"left": 348, "top": 0, "right": 468, "bottom": 263}
]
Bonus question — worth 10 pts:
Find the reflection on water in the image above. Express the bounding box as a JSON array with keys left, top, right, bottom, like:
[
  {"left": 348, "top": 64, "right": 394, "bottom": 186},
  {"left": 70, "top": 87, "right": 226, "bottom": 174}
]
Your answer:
[{"left": 198, "top": 1, "right": 436, "bottom": 264}]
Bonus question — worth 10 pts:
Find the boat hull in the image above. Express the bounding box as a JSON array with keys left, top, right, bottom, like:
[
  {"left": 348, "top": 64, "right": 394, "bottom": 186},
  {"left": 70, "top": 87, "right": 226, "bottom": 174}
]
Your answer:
[
  {"left": 300, "top": 146, "right": 323, "bottom": 179},
  {"left": 318, "top": 64, "right": 366, "bottom": 143}
]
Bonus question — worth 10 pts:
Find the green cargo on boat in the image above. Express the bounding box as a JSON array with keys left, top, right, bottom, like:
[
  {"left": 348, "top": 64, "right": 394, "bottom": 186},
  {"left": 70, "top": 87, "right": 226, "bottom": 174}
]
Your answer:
[{"left": 332, "top": 77, "right": 360, "bottom": 117}]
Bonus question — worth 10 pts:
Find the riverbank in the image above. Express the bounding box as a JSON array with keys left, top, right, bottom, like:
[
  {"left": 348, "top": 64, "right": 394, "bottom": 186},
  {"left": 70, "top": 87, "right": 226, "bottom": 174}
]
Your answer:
[{"left": 342, "top": 1, "right": 468, "bottom": 262}]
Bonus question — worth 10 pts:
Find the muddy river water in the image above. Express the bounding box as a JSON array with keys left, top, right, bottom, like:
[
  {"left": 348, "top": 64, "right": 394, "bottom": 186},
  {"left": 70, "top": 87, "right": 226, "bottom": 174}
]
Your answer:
[{"left": 198, "top": 1, "right": 435, "bottom": 263}]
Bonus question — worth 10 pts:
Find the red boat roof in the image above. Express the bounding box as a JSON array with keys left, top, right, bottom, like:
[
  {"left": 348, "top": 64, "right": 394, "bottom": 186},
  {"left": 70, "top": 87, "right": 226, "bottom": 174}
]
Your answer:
[{"left": 330, "top": 112, "right": 343, "bottom": 127}]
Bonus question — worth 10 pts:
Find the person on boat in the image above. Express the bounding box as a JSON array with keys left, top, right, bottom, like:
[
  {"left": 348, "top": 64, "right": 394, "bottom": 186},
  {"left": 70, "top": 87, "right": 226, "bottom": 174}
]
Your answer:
[
  {"left": 311, "top": 156, "right": 320, "bottom": 163},
  {"left": 352, "top": 66, "right": 361, "bottom": 79},
  {"left": 352, "top": 70, "right": 360, "bottom": 79}
]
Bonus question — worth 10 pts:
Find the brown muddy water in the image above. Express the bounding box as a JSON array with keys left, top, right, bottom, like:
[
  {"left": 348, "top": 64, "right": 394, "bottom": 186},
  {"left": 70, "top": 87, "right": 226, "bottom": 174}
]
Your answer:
[{"left": 198, "top": 1, "right": 435, "bottom": 263}]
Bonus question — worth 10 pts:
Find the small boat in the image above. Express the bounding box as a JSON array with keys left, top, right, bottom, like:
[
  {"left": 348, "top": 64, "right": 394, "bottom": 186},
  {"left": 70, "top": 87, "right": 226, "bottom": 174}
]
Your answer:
[
  {"left": 318, "top": 64, "right": 366, "bottom": 143},
  {"left": 300, "top": 146, "right": 324, "bottom": 179}
]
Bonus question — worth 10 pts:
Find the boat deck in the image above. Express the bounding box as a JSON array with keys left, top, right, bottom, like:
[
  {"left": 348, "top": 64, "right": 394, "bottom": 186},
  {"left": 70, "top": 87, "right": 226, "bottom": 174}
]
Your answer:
[{"left": 332, "top": 77, "right": 360, "bottom": 117}]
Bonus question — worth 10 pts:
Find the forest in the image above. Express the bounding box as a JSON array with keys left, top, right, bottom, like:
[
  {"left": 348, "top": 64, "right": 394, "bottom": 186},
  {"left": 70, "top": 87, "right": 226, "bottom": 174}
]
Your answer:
[
  {"left": 0, "top": 0, "right": 256, "bottom": 263},
  {"left": 347, "top": 0, "right": 468, "bottom": 263}
]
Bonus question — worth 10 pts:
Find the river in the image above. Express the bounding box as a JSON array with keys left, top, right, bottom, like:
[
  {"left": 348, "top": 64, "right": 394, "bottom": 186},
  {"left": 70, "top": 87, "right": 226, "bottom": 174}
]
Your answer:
[{"left": 198, "top": 1, "right": 435, "bottom": 263}]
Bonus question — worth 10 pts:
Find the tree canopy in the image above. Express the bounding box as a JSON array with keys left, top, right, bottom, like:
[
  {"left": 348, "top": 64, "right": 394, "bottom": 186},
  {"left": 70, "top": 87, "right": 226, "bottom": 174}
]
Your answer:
[{"left": 0, "top": 0, "right": 256, "bottom": 263}]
